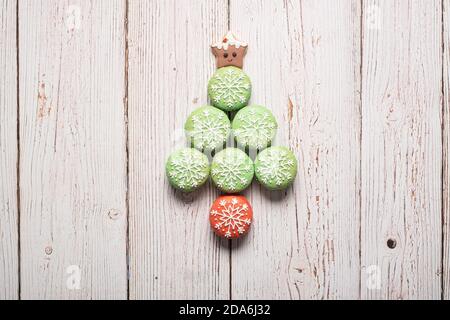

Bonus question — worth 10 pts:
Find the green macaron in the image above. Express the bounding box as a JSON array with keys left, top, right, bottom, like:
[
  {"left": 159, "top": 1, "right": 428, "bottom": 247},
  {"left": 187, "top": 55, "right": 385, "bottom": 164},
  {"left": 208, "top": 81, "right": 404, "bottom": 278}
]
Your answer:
[
  {"left": 208, "top": 66, "right": 252, "bottom": 112},
  {"left": 254, "top": 146, "right": 298, "bottom": 190},
  {"left": 166, "top": 148, "right": 210, "bottom": 192},
  {"left": 232, "top": 105, "right": 278, "bottom": 150},
  {"left": 211, "top": 148, "right": 254, "bottom": 193},
  {"left": 185, "top": 106, "right": 231, "bottom": 151}
]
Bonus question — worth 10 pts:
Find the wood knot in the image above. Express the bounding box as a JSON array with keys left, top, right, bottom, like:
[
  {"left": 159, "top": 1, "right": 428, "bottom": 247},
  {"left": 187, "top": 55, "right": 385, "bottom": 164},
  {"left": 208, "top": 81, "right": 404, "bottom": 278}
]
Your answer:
[
  {"left": 387, "top": 238, "right": 397, "bottom": 249},
  {"left": 107, "top": 209, "right": 122, "bottom": 220},
  {"left": 37, "top": 81, "right": 51, "bottom": 118},
  {"left": 45, "top": 246, "right": 53, "bottom": 255},
  {"left": 287, "top": 98, "right": 294, "bottom": 122}
]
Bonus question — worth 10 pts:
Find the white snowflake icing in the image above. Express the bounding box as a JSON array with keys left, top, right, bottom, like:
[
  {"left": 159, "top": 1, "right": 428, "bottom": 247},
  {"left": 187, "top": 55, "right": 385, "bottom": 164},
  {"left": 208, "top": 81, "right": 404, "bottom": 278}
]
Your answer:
[
  {"left": 209, "top": 68, "right": 251, "bottom": 110},
  {"left": 256, "top": 148, "right": 296, "bottom": 187},
  {"left": 168, "top": 149, "right": 208, "bottom": 191},
  {"left": 212, "top": 150, "right": 253, "bottom": 192},
  {"left": 211, "top": 197, "right": 252, "bottom": 238},
  {"left": 234, "top": 108, "right": 277, "bottom": 149},
  {"left": 187, "top": 109, "right": 230, "bottom": 150}
]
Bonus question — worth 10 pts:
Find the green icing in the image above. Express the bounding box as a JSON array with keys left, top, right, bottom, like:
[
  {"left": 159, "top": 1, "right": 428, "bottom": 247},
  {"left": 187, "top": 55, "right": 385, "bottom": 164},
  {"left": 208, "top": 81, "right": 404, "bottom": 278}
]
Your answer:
[
  {"left": 185, "top": 106, "right": 231, "bottom": 151},
  {"left": 232, "top": 105, "right": 278, "bottom": 150},
  {"left": 166, "top": 148, "right": 210, "bottom": 192},
  {"left": 211, "top": 148, "right": 254, "bottom": 193},
  {"left": 208, "top": 66, "right": 251, "bottom": 112},
  {"left": 255, "top": 146, "right": 298, "bottom": 190}
]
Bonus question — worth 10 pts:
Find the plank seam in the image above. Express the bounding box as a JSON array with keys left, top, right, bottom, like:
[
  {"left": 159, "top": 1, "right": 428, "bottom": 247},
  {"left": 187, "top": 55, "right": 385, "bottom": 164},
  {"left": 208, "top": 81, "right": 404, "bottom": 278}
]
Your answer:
[
  {"left": 227, "top": 0, "right": 232, "bottom": 301},
  {"left": 227, "top": 0, "right": 230, "bottom": 30},
  {"left": 441, "top": 0, "right": 445, "bottom": 301},
  {"left": 124, "top": 0, "right": 131, "bottom": 301},
  {"left": 15, "top": 0, "right": 21, "bottom": 301},
  {"left": 359, "top": 0, "right": 364, "bottom": 301},
  {"left": 229, "top": 241, "right": 232, "bottom": 300}
]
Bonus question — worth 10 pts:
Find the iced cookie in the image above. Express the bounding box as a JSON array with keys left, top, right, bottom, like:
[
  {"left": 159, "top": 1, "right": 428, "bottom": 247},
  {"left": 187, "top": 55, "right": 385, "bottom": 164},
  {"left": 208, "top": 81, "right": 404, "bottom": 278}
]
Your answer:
[
  {"left": 208, "top": 66, "right": 251, "bottom": 112},
  {"left": 166, "top": 148, "right": 210, "bottom": 192},
  {"left": 211, "top": 148, "right": 254, "bottom": 193},
  {"left": 232, "top": 105, "right": 278, "bottom": 150},
  {"left": 185, "top": 106, "right": 231, "bottom": 151},
  {"left": 211, "top": 31, "right": 248, "bottom": 69},
  {"left": 254, "top": 146, "right": 298, "bottom": 191},
  {"left": 210, "top": 195, "right": 253, "bottom": 239}
]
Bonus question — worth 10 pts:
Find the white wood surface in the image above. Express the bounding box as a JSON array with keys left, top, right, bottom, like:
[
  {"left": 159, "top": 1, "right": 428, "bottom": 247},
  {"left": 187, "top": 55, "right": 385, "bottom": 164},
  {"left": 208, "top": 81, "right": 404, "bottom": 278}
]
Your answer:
[
  {"left": 18, "top": 0, "right": 127, "bottom": 299},
  {"left": 0, "top": 0, "right": 19, "bottom": 300},
  {"left": 127, "top": 0, "right": 230, "bottom": 299},
  {"left": 0, "top": 0, "right": 449, "bottom": 300},
  {"left": 230, "top": 0, "right": 361, "bottom": 300},
  {"left": 444, "top": 0, "right": 450, "bottom": 301},
  {"left": 361, "top": 0, "right": 442, "bottom": 299}
]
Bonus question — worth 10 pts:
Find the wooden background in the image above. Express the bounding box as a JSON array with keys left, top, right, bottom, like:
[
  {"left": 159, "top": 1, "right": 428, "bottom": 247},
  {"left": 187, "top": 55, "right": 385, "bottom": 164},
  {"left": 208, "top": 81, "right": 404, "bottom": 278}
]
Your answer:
[{"left": 0, "top": 0, "right": 449, "bottom": 300}]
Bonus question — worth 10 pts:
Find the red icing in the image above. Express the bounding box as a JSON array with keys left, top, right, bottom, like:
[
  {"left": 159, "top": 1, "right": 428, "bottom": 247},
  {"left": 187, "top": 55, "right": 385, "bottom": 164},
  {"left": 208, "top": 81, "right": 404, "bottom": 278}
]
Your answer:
[{"left": 209, "top": 195, "right": 253, "bottom": 239}]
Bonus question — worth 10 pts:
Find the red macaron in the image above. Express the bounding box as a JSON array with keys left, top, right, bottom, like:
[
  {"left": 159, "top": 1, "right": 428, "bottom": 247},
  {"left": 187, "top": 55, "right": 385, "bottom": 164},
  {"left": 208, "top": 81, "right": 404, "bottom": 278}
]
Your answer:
[{"left": 209, "top": 195, "right": 253, "bottom": 239}]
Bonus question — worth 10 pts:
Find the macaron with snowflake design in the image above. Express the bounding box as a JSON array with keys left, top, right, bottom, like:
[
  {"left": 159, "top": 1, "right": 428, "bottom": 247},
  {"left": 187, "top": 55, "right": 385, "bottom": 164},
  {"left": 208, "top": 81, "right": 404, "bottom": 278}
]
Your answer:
[
  {"left": 232, "top": 105, "right": 278, "bottom": 150},
  {"left": 211, "top": 148, "right": 254, "bottom": 193},
  {"left": 210, "top": 195, "right": 253, "bottom": 239},
  {"left": 166, "top": 148, "right": 210, "bottom": 192},
  {"left": 254, "top": 146, "right": 298, "bottom": 190},
  {"left": 185, "top": 106, "right": 231, "bottom": 151},
  {"left": 208, "top": 66, "right": 251, "bottom": 112}
]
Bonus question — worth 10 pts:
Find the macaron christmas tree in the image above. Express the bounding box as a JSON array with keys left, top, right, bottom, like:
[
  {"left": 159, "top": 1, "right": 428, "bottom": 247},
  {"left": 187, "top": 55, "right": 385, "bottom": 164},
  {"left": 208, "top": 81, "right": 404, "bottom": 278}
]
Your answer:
[{"left": 166, "top": 32, "right": 298, "bottom": 239}]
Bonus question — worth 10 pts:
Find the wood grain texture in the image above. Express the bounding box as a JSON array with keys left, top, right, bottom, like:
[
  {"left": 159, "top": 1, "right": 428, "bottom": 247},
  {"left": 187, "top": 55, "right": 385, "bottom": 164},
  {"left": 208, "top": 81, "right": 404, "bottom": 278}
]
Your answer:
[
  {"left": 230, "top": 0, "right": 362, "bottom": 299},
  {"left": 127, "top": 0, "right": 230, "bottom": 299},
  {"left": 444, "top": 0, "right": 450, "bottom": 301},
  {"left": 361, "top": 0, "right": 442, "bottom": 300},
  {"left": 0, "top": 0, "right": 19, "bottom": 300},
  {"left": 19, "top": 0, "right": 127, "bottom": 299},
  {"left": 0, "top": 0, "right": 446, "bottom": 301}
]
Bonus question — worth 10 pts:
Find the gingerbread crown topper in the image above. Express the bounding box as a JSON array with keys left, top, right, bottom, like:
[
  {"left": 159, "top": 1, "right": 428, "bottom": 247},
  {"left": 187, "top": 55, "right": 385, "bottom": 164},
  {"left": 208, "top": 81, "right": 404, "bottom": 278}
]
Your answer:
[{"left": 211, "top": 31, "right": 248, "bottom": 69}]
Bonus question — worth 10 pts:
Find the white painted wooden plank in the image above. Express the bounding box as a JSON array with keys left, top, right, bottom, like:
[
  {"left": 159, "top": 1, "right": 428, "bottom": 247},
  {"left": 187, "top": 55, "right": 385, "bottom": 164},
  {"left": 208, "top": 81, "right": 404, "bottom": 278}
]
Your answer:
[
  {"left": 444, "top": 0, "right": 450, "bottom": 301},
  {"left": 0, "top": 0, "right": 19, "bottom": 300},
  {"left": 128, "top": 0, "right": 230, "bottom": 299},
  {"left": 230, "top": 0, "right": 361, "bottom": 299},
  {"left": 19, "top": 0, "right": 127, "bottom": 299},
  {"left": 361, "top": 0, "right": 442, "bottom": 300}
]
